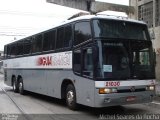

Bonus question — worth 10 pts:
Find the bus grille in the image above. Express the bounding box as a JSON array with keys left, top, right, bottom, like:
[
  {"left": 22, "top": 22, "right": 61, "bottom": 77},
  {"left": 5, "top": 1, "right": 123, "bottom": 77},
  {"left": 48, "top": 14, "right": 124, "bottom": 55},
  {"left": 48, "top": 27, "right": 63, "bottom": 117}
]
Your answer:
[{"left": 117, "top": 88, "right": 146, "bottom": 93}]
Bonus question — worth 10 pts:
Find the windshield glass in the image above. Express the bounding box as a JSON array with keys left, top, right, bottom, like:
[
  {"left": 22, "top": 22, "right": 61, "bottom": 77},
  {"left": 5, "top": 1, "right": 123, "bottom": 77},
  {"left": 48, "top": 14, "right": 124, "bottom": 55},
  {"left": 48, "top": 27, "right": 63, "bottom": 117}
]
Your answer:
[
  {"left": 96, "top": 40, "right": 155, "bottom": 80},
  {"left": 93, "top": 19, "right": 149, "bottom": 40}
]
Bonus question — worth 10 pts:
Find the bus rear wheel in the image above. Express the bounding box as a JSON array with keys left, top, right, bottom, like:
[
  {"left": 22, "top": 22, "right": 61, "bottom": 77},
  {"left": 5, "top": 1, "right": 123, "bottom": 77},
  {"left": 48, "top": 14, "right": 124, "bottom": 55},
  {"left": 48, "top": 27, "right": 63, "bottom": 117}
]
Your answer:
[
  {"left": 66, "top": 84, "right": 77, "bottom": 110},
  {"left": 19, "top": 78, "right": 25, "bottom": 95},
  {"left": 13, "top": 77, "right": 18, "bottom": 93}
]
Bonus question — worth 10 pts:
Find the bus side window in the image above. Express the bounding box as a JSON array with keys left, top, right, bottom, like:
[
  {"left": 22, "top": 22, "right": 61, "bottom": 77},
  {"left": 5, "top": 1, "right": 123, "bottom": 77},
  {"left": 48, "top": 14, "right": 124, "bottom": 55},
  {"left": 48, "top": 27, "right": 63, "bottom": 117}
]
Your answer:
[
  {"left": 17, "top": 40, "right": 24, "bottom": 55},
  {"left": 56, "top": 27, "right": 64, "bottom": 49},
  {"left": 24, "top": 38, "right": 32, "bottom": 55},
  {"left": 6, "top": 45, "right": 11, "bottom": 58},
  {"left": 74, "top": 21, "right": 91, "bottom": 46},
  {"left": 32, "top": 34, "right": 43, "bottom": 53},
  {"left": 64, "top": 25, "right": 72, "bottom": 48},
  {"left": 43, "top": 30, "right": 56, "bottom": 51},
  {"left": 73, "top": 49, "right": 81, "bottom": 74},
  {"left": 82, "top": 48, "right": 93, "bottom": 77},
  {"left": 10, "top": 44, "right": 16, "bottom": 57}
]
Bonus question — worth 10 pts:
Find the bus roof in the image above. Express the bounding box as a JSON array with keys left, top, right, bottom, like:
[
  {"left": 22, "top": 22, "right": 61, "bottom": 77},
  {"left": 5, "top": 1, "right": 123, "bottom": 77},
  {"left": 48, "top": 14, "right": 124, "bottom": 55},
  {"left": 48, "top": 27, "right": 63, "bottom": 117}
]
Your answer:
[
  {"left": 63, "top": 14, "right": 146, "bottom": 26},
  {"left": 5, "top": 15, "right": 146, "bottom": 45}
]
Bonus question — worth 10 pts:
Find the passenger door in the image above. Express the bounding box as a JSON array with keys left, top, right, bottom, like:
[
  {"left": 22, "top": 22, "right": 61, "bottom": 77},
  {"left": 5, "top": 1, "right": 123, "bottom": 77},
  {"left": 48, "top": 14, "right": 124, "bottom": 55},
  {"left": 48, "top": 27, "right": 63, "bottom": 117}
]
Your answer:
[
  {"left": 73, "top": 46, "right": 94, "bottom": 78},
  {"left": 82, "top": 47, "right": 93, "bottom": 78}
]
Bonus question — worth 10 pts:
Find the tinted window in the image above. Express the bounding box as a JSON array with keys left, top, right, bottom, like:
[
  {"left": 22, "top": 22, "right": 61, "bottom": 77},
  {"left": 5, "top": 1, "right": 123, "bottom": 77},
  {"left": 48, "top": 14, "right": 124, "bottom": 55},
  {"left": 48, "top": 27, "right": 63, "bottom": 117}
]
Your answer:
[
  {"left": 64, "top": 25, "right": 72, "bottom": 48},
  {"left": 24, "top": 38, "right": 32, "bottom": 54},
  {"left": 74, "top": 22, "right": 91, "bottom": 45},
  {"left": 43, "top": 30, "right": 56, "bottom": 51},
  {"left": 17, "top": 41, "right": 23, "bottom": 55},
  {"left": 10, "top": 44, "right": 16, "bottom": 57},
  {"left": 56, "top": 27, "right": 64, "bottom": 49},
  {"left": 7, "top": 45, "right": 11, "bottom": 58},
  {"left": 93, "top": 20, "right": 149, "bottom": 40},
  {"left": 32, "top": 34, "right": 43, "bottom": 53}
]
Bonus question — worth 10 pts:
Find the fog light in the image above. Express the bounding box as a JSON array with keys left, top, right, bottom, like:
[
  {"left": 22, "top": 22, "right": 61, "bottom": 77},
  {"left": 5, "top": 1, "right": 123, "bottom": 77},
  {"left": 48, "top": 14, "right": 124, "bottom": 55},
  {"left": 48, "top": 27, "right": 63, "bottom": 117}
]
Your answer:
[
  {"left": 149, "top": 86, "right": 155, "bottom": 91},
  {"left": 146, "top": 86, "right": 155, "bottom": 91},
  {"left": 99, "top": 88, "right": 117, "bottom": 94}
]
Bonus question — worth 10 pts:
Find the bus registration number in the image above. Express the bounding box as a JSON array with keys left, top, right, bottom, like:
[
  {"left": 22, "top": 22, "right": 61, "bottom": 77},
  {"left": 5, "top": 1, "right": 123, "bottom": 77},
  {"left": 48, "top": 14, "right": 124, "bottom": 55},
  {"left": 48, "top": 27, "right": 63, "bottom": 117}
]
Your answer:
[
  {"left": 126, "top": 96, "right": 136, "bottom": 102},
  {"left": 106, "top": 81, "right": 120, "bottom": 87}
]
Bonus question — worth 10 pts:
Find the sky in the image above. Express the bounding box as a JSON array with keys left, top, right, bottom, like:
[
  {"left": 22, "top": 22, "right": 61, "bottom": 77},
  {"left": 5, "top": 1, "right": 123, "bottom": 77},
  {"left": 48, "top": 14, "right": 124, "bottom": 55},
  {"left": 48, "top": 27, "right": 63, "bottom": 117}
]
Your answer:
[{"left": 0, "top": 0, "right": 129, "bottom": 51}]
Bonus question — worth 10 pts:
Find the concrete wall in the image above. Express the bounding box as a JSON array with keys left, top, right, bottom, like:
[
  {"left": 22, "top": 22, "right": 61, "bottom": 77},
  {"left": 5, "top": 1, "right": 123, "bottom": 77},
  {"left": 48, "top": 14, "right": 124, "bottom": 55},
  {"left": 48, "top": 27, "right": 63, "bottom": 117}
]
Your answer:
[
  {"left": 153, "top": 27, "right": 160, "bottom": 51},
  {"left": 129, "top": 0, "right": 138, "bottom": 19},
  {"left": 90, "top": 2, "right": 134, "bottom": 14},
  {"left": 47, "top": 0, "right": 134, "bottom": 14},
  {"left": 154, "top": 26, "right": 160, "bottom": 80},
  {"left": 137, "top": 0, "right": 153, "bottom": 5},
  {"left": 156, "top": 55, "right": 160, "bottom": 80},
  {"left": 47, "top": 0, "right": 94, "bottom": 11}
]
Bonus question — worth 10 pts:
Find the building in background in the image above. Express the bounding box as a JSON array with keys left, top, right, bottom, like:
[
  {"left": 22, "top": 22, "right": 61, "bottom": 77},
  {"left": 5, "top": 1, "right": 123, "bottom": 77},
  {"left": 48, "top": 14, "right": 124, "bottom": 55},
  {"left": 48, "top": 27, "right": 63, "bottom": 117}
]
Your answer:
[
  {"left": 47, "top": 0, "right": 134, "bottom": 15},
  {"left": 130, "top": 0, "right": 160, "bottom": 80}
]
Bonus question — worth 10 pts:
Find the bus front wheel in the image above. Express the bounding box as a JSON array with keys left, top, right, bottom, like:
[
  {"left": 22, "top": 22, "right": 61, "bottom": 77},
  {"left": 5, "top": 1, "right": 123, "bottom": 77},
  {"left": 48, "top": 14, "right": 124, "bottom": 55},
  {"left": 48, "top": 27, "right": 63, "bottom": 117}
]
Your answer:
[{"left": 66, "top": 84, "right": 77, "bottom": 110}]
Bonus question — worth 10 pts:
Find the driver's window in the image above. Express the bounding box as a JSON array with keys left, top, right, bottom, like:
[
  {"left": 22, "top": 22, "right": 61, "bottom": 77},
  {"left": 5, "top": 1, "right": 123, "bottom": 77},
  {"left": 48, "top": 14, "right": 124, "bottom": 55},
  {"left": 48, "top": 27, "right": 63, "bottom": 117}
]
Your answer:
[
  {"left": 139, "top": 51, "right": 150, "bottom": 65},
  {"left": 133, "top": 49, "right": 150, "bottom": 66},
  {"left": 82, "top": 48, "right": 93, "bottom": 77}
]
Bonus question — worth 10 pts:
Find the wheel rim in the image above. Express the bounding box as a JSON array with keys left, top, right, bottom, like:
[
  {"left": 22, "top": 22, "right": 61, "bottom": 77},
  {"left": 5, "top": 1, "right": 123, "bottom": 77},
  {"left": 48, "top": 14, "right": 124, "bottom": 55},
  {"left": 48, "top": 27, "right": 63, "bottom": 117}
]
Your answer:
[
  {"left": 13, "top": 81, "right": 16, "bottom": 90},
  {"left": 19, "top": 82, "right": 23, "bottom": 93},
  {"left": 67, "top": 90, "right": 74, "bottom": 105}
]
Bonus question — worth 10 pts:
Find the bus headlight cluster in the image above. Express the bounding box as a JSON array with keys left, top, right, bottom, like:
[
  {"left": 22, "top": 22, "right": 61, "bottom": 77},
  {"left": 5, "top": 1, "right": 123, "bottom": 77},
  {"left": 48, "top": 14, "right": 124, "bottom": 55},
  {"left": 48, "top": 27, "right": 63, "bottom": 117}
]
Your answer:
[
  {"left": 99, "top": 88, "right": 117, "bottom": 94},
  {"left": 146, "top": 85, "right": 155, "bottom": 91}
]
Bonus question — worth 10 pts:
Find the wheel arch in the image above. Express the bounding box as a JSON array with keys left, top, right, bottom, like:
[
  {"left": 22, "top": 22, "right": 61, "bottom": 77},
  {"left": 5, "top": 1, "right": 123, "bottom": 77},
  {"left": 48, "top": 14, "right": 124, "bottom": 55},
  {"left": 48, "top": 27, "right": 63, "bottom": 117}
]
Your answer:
[
  {"left": 61, "top": 79, "right": 75, "bottom": 99},
  {"left": 17, "top": 75, "right": 23, "bottom": 83},
  {"left": 11, "top": 75, "right": 16, "bottom": 86}
]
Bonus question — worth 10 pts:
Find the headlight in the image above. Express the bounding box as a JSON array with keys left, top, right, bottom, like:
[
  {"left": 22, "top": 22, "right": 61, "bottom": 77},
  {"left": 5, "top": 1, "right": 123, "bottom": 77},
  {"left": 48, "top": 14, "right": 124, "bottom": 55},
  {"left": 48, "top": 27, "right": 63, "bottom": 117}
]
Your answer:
[
  {"left": 99, "top": 88, "right": 117, "bottom": 94},
  {"left": 146, "top": 85, "right": 155, "bottom": 91}
]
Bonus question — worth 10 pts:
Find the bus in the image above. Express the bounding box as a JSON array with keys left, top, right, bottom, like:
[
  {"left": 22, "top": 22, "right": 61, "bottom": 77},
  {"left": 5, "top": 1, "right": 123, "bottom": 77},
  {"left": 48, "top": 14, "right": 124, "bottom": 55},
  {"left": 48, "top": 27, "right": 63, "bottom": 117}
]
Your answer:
[{"left": 3, "top": 14, "right": 156, "bottom": 110}]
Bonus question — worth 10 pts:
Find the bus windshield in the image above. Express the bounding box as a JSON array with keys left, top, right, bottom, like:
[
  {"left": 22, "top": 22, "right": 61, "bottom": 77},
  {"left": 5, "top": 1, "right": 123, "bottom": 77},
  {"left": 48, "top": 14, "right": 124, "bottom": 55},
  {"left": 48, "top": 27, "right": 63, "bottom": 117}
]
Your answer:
[
  {"left": 101, "top": 42, "right": 130, "bottom": 80},
  {"left": 96, "top": 40, "right": 155, "bottom": 80},
  {"left": 93, "top": 19, "right": 149, "bottom": 40}
]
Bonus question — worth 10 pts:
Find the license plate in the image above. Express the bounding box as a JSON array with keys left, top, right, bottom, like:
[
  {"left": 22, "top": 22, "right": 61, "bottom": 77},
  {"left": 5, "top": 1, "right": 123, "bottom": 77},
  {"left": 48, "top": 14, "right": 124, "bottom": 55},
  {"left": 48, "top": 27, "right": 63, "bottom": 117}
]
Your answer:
[{"left": 126, "top": 96, "right": 136, "bottom": 102}]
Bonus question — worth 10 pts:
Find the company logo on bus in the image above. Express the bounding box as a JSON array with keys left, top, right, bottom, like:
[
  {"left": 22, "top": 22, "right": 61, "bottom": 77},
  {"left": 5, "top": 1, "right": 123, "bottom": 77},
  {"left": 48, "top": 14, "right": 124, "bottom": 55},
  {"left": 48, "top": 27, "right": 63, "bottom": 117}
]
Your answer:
[
  {"left": 37, "top": 56, "right": 52, "bottom": 66},
  {"left": 130, "top": 86, "right": 135, "bottom": 92}
]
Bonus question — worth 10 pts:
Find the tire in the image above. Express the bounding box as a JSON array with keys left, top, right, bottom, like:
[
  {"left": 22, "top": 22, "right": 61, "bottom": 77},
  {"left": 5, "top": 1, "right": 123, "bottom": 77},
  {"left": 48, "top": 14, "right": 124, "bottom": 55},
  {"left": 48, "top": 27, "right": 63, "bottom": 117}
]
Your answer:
[
  {"left": 19, "top": 78, "right": 25, "bottom": 95},
  {"left": 66, "top": 84, "right": 77, "bottom": 110},
  {"left": 13, "top": 77, "right": 18, "bottom": 93}
]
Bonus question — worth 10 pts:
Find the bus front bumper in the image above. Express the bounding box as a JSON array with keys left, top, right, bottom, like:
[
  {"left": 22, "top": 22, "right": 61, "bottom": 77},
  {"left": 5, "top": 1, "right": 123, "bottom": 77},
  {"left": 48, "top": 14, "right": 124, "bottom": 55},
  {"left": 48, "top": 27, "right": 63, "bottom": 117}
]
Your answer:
[{"left": 94, "top": 90, "right": 155, "bottom": 108}]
